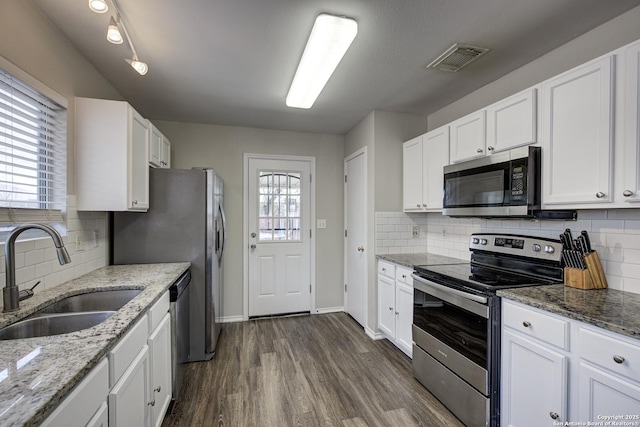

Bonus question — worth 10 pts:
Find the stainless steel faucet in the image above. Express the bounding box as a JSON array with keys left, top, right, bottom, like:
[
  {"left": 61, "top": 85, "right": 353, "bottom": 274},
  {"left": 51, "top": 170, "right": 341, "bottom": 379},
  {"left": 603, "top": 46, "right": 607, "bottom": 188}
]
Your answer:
[{"left": 3, "top": 223, "right": 72, "bottom": 312}]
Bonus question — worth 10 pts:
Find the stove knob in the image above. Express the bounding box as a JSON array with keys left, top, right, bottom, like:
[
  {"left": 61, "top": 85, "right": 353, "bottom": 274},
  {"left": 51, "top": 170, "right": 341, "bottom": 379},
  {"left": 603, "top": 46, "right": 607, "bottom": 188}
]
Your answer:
[
  {"left": 532, "top": 243, "right": 541, "bottom": 252},
  {"left": 472, "top": 238, "right": 480, "bottom": 245},
  {"left": 480, "top": 238, "right": 488, "bottom": 245},
  {"left": 544, "top": 245, "right": 555, "bottom": 254}
]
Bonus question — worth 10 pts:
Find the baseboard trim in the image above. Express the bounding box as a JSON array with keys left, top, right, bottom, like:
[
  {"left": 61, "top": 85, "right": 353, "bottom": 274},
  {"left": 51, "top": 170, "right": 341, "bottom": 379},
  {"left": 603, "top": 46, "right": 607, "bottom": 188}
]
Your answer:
[
  {"left": 314, "top": 306, "right": 344, "bottom": 314},
  {"left": 219, "top": 315, "right": 244, "bottom": 324},
  {"left": 365, "top": 326, "right": 386, "bottom": 340}
]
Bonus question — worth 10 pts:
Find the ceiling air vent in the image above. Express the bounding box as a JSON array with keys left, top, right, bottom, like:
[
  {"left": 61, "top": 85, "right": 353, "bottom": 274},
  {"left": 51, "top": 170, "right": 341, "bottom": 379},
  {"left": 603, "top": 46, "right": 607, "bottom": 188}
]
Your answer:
[{"left": 427, "top": 44, "right": 489, "bottom": 72}]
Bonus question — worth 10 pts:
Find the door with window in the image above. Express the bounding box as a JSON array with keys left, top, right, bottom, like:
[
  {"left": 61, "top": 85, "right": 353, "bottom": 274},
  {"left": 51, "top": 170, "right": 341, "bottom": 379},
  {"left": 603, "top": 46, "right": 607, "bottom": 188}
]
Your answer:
[{"left": 247, "top": 158, "right": 311, "bottom": 317}]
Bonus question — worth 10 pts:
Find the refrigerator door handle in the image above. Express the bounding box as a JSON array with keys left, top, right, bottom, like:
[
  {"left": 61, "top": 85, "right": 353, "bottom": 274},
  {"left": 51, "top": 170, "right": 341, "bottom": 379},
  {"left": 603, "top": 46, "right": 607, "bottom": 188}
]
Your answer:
[{"left": 219, "top": 204, "right": 227, "bottom": 263}]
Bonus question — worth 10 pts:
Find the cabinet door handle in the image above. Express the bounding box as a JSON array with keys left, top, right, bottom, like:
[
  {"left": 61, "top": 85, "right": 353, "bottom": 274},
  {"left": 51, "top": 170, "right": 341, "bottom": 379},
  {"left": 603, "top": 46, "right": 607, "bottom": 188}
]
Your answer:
[
  {"left": 596, "top": 192, "right": 606, "bottom": 199},
  {"left": 422, "top": 203, "right": 427, "bottom": 208},
  {"left": 476, "top": 148, "right": 483, "bottom": 153},
  {"left": 132, "top": 200, "right": 138, "bottom": 206},
  {"left": 416, "top": 204, "right": 421, "bottom": 208},
  {"left": 522, "top": 321, "right": 531, "bottom": 328},
  {"left": 154, "top": 386, "right": 162, "bottom": 393},
  {"left": 395, "top": 311, "right": 399, "bottom": 315},
  {"left": 613, "top": 355, "right": 625, "bottom": 364},
  {"left": 549, "top": 412, "right": 560, "bottom": 420},
  {"left": 389, "top": 306, "right": 393, "bottom": 311},
  {"left": 623, "top": 190, "right": 634, "bottom": 197},
  {"left": 148, "top": 399, "right": 156, "bottom": 407},
  {"left": 357, "top": 246, "right": 365, "bottom": 252},
  {"left": 382, "top": 268, "right": 386, "bottom": 272},
  {"left": 487, "top": 146, "right": 494, "bottom": 151}
]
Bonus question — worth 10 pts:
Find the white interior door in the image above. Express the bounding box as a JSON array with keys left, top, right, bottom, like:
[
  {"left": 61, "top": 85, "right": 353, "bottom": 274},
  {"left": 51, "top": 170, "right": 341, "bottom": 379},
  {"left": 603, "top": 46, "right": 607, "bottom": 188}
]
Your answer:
[
  {"left": 248, "top": 158, "right": 311, "bottom": 317},
  {"left": 345, "top": 149, "right": 366, "bottom": 326}
]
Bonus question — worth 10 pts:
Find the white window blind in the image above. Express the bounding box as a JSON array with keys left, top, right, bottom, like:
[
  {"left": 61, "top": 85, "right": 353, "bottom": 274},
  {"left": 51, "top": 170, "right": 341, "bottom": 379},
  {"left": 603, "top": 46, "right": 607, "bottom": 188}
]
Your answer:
[{"left": 0, "top": 66, "right": 67, "bottom": 224}]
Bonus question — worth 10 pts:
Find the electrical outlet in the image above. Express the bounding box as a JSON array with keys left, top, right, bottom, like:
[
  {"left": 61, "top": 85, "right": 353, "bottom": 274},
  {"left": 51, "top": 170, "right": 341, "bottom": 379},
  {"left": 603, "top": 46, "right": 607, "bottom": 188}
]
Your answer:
[
  {"left": 75, "top": 234, "right": 86, "bottom": 252},
  {"left": 412, "top": 226, "right": 419, "bottom": 238}
]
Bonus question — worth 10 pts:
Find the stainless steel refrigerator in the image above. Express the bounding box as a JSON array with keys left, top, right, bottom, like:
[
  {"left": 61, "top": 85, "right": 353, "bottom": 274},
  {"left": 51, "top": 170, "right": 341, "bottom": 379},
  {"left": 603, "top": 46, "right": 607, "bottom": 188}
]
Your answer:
[{"left": 113, "top": 167, "right": 226, "bottom": 361}]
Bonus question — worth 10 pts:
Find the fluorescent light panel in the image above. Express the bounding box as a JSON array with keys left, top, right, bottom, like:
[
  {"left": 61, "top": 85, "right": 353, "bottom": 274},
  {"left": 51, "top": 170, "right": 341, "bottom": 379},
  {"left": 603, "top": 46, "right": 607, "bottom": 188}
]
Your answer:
[{"left": 286, "top": 14, "right": 357, "bottom": 109}]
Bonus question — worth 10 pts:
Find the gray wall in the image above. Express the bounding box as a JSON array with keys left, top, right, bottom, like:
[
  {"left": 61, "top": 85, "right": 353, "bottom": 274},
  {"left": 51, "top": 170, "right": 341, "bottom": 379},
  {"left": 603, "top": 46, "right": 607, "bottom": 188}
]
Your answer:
[
  {"left": 428, "top": 4, "right": 640, "bottom": 129},
  {"left": 154, "top": 120, "right": 345, "bottom": 319}
]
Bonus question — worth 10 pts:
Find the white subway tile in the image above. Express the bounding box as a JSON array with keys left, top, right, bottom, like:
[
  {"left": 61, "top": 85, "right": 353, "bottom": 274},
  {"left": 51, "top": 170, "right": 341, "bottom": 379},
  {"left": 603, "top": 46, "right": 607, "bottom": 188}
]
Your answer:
[
  {"left": 35, "top": 261, "right": 54, "bottom": 278},
  {"left": 25, "top": 249, "right": 45, "bottom": 267},
  {"left": 623, "top": 277, "right": 640, "bottom": 294},
  {"left": 577, "top": 210, "right": 607, "bottom": 220}
]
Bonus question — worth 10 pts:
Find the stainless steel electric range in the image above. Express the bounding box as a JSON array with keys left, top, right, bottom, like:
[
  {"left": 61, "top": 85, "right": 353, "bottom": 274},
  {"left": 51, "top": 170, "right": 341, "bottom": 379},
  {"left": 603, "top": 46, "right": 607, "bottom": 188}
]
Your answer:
[{"left": 411, "top": 233, "right": 564, "bottom": 427}]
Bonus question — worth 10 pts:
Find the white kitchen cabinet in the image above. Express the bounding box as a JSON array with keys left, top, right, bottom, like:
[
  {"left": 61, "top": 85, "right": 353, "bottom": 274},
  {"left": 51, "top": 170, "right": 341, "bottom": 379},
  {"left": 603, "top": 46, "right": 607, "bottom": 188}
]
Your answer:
[
  {"left": 76, "top": 97, "right": 150, "bottom": 211},
  {"left": 402, "top": 126, "right": 449, "bottom": 212},
  {"left": 149, "top": 314, "right": 172, "bottom": 427},
  {"left": 377, "top": 260, "right": 413, "bottom": 357},
  {"left": 502, "top": 299, "right": 640, "bottom": 423},
  {"left": 541, "top": 55, "right": 614, "bottom": 206},
  {"left": 86, "top": 402, "right": 108, "bottom": 427},
  {"left": 501, "top": 328, "right": 568, "bottom": 426},
  {"left": 485, "top": 87, "right": 537, "bottom": 154},
  {"left": 620, "top": 40, "right": 640, "bottom": 204},
  {"left": 402, "top": 136, "right": 423, "bottom": 211},
  {"left": 109, "top": 345, "right": 151, "bottom": 427},
  {"left": 449, "top": 110, "right": 486, "bottom": 163},
  {"left": 40, "top": 358, "right": 109, "bottom": 427},
  {"left": 149, "top": 122, "right": 171, "bottom": 169}
]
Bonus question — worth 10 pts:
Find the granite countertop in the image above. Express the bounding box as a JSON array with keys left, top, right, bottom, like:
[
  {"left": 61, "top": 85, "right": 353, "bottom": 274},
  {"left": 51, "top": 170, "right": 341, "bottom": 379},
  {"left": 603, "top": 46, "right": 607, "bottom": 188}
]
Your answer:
[
  {"left": 0, "top": 262, "right": 190, "bottom": 427},
  {"left": 498, "top": 284, "right": 640, "bottom": 340},
  {"left": 376, "top": 253, "right": 468, "bottom": 268}
]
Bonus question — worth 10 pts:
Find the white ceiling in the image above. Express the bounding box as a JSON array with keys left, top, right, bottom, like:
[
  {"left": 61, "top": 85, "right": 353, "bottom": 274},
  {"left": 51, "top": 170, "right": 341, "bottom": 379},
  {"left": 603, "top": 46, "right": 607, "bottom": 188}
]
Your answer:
[{"left": 33, "top": 0, "right": 640, "bottom": 135}]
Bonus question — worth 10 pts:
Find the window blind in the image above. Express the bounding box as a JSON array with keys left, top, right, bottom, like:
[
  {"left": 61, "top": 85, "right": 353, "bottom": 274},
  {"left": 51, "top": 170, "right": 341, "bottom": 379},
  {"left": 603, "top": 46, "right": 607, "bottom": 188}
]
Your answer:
[{"left": 0, "top": 66, "right": 67, "bottom": 224}]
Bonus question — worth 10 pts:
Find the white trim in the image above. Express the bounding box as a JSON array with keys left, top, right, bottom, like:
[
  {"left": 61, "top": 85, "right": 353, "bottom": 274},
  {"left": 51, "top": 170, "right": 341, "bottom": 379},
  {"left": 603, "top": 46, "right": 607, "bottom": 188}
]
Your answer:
[
  {"left": 0, "top": 55, "right": 67, "bottom": 107},
  {"left": 242, "top": 153, "right": 317, "bottom": 320},
  {"left": 365, "top": 326, "right": 386, "bottom": 340},
  {"left": 219, "top": 315, "right": 245, "bottom": 324},
  {"left": 343, "top": 147, "right": 368, "bottom": 328},
  {"left": 314, "top": 306, "right": 344, "bottom": 314}
]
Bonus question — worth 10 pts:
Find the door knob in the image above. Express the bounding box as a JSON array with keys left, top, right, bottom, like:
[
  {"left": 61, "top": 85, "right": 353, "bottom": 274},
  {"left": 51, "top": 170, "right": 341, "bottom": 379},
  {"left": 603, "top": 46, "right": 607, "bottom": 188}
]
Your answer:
[
  {"left": 251, "top": 232, "right": 257, "bottom": 238},
  {"left": 357, "top": 246, "right": 364, "bottom": 252},
  {"left": 250, "top": 244, "right": 257, "bottom": 250}
]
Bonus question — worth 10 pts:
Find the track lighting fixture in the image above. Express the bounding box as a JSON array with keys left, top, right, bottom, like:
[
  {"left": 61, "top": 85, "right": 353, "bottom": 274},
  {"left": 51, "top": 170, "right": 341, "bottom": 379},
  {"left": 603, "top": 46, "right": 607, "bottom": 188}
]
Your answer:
[
  {"left": 106, "top": 16, "right": 123, "bottom": 44},
  {"left": 89, "top": 0, "right": 149, "bottom": 76},
  {"left": 88, "top": 0, "right": 108, "bottom": 14}
]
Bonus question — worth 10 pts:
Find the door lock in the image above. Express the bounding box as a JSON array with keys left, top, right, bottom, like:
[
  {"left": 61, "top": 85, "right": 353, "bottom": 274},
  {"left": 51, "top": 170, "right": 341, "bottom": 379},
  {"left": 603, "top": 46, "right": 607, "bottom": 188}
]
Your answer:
[{"left": 250, "top": 244, "right": 257, "bottom": 250}]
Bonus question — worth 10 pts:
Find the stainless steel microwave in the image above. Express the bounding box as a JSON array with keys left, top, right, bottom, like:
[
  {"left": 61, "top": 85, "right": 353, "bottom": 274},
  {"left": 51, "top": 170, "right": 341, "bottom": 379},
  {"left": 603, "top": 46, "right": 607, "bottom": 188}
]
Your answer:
[{"left": 443, "top": 146, "right": 575, "bottom": 219}]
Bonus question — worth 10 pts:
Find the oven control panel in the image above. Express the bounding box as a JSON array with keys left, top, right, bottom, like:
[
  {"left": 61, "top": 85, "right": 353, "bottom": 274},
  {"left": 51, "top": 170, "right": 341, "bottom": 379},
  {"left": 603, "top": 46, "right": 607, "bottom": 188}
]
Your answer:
[{"left": 469, "top": 233, "right": 562, "bottom": 262}]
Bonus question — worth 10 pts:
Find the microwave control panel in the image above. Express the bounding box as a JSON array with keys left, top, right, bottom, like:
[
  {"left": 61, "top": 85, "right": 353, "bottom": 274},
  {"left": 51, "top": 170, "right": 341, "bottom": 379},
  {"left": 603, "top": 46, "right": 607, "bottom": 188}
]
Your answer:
[{"left": 510, "top": 165, "right": 526, "bottom": 201}]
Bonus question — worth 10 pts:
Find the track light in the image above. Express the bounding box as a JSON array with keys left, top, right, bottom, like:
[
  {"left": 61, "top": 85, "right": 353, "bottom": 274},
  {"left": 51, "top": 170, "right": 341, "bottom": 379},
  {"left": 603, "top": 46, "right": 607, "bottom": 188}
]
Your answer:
[
  {"left": 126, "top": 58, "right": 148, "bottom": 75},
  {"left": 286, "top": 14, "right": 358, "bottom": 109},
  {"left": 89, "top": 0, "right": 108, "bottom": 13},
  {"left": 106, "top": 16, "right": 123, "bottom": 44}
]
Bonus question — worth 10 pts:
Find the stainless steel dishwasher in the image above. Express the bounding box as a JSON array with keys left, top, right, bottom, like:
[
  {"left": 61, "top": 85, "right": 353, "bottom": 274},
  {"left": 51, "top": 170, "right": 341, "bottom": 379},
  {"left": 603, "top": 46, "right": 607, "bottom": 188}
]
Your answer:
[{"left": 170, "top": 270, "right": 191, "bottom": 400}]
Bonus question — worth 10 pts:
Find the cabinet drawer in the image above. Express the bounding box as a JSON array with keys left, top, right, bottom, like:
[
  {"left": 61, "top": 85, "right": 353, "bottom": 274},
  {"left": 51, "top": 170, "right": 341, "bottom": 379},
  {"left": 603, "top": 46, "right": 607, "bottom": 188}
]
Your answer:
[
  {"left": 378, "top": 261, "right": 395, "bottom": 279},
  {"left": 396, "top": 266, "right": 413, "bottom": 286},
  {"left": 148, "top": 291, "right": 170, "bottom": 333},
  {"left": 109, "top": 314, "right": 148, "bottom": 387},
  {"left": 503, "top": 301, "right": 569, "bottom": 350},
  {"left": 579, "top": 327, "right": 640, "bottom": 380},
  {"left": 41, "top": 358, "right": 109, "bottom": 427}
]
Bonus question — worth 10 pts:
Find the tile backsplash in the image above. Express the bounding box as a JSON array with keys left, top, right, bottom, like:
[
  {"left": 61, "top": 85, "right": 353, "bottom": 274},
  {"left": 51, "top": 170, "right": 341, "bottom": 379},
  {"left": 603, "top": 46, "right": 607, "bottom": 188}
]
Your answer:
[
  {"left": 0, "top": 196, "right": 107, "bottom": 306},
  {"left": 376, "top": 209, "right": 640, "bottom": 295}
]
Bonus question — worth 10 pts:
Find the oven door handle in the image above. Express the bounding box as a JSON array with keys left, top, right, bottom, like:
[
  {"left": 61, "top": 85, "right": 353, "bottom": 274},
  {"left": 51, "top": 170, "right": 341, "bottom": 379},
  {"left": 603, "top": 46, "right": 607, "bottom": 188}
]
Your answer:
[{"left": 412, "top": 274, "right": 489, "bottom": 319}]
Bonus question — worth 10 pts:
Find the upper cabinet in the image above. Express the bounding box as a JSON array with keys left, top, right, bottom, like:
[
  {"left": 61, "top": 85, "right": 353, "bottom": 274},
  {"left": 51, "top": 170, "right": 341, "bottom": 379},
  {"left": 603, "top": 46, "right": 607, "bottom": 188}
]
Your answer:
[
  {"left": 403, "top": 126, "right": 449, "bottom": 212},
  {"left": 621, "top": 40, "right": 640, "bottom": 204},
  {"left": 149, "top": 122, "right": 171, "bottom": 169},
  {"left": 486, "top": 88, "right": 537, "bottom": 154},
  {"left": 449, "top": 110, "right": 486, "bottom": 163},
  {"left": 541, "top": 55, "right": 614, "bottom": 206},
  {"left": 76, "top": 98, "right": 150, "bottom": 211}
]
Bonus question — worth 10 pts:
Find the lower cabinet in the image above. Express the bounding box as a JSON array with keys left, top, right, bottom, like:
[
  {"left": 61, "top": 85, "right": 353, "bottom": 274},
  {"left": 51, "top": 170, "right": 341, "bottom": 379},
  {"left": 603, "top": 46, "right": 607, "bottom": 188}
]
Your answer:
[
  {"left": 502, "top": 299, "right": 640, "bottom": 424},
  {"left": 41, "top": 291, "right": 172, "bottom": 427},
  {"left": 377, "top": 260, "right": 413, "bottom": 357}
]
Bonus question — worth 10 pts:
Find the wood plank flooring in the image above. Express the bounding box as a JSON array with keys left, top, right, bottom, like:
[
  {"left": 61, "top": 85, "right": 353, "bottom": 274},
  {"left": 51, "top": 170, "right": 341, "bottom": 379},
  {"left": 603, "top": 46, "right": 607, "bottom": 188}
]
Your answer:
[{"left": 162, "top": 312, "right": 464, "bottom": 427}]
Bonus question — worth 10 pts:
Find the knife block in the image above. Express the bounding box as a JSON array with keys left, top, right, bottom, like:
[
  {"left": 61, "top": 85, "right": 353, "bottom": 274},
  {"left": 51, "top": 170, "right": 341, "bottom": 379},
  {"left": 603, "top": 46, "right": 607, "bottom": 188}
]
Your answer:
[{"left": 564, "top": 251, "right": 608, "bottom": 290}]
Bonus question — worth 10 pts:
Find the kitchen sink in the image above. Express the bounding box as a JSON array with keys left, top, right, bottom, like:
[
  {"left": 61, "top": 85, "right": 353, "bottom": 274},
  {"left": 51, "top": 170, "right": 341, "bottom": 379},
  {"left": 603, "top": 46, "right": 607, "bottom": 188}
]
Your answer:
[
  {"left": 33, "top": 289, "right": 142, "bottom": 315},
  {"left": 0, "top": 311, "right": 115, "bottom": 340},
  {"left": 0, "top": 289, "right": 142, "bottom": 340}
]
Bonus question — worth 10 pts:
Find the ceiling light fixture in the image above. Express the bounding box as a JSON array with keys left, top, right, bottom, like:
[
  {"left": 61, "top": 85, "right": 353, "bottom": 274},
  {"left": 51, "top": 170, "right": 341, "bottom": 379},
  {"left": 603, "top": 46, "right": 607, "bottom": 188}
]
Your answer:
[
  {"left": 106, "top": 16, "right": 123, "bottom": 44},
  {"left": 286, "top": 13, "right": 357, "bottom": 109},
  {"left": 89, "top": 0, "right": 149, "bottom": 76},
  {"left": 88, "top": 0, "right": 108, "bottom": 14}
]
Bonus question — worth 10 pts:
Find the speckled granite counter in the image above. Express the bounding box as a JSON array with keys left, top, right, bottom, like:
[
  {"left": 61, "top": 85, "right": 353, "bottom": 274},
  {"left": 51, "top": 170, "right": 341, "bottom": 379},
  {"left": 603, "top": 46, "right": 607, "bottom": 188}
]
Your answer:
[
  {"left": 498, "top": 284, "right": 640, "bottom": 340},
  {"left": 376, "top": 253, "right": 468, "bottom": 268},
  {"left": 0, "top": 262, "right": 190, "bottom": 427}
]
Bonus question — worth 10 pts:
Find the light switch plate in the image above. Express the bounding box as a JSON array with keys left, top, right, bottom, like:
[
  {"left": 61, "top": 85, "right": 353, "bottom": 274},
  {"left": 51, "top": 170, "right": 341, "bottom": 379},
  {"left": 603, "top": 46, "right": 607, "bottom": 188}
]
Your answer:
[{"left": 317, "top": 219, "right": 327, "bottom": 229}]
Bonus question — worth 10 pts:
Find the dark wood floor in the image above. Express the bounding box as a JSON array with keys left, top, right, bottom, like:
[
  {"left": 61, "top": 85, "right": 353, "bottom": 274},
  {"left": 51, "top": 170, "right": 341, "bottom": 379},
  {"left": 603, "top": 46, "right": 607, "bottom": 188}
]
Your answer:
[{"left": 162, "top": 312, "right": 464, "bottom": 427}]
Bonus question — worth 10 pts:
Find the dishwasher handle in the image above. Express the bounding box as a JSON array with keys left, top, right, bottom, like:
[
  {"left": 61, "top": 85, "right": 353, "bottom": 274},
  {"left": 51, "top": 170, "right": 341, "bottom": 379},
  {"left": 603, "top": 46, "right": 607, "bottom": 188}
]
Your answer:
[{"left": 170, "top": 270, "right": 192, "bottom": 302}]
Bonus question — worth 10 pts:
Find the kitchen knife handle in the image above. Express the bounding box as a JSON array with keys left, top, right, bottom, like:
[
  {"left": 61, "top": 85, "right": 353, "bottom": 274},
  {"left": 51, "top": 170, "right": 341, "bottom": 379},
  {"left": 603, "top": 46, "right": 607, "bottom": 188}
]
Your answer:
[{"left": 580, "top": 230, "right": 592, "bottom": 252}]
